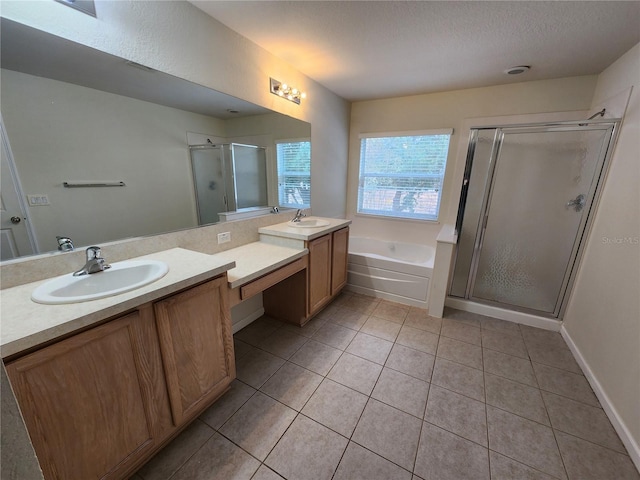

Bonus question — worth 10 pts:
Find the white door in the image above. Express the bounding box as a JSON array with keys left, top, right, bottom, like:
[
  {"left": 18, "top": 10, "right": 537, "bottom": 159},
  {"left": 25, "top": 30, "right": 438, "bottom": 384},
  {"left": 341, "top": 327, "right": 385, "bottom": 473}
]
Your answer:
[{"left": 1, "top": 117, "right": 36, "bottom": 260}]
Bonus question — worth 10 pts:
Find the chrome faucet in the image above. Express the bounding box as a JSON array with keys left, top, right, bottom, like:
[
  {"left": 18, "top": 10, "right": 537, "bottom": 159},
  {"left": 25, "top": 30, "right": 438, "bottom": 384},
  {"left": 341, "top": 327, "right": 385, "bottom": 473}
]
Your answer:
[
  {"left": 56, "top": 236, "right": 74, "bottom": 252},
  {"left": 291, "top": 209, "right": 307, "bottom": 223},
  {"left": 73, "top": 246, "right": 111, "bottom": 276}
]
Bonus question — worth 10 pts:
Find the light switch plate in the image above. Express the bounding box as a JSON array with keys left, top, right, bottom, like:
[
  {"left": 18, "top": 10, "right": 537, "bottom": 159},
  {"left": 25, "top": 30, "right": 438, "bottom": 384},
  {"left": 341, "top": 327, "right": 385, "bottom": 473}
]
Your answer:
[
  {"left": 217, "top": 232, "right": 231, "bottom": 244},
  {"left": 27, "top": 194, "right": 50, "bottom": 206}
]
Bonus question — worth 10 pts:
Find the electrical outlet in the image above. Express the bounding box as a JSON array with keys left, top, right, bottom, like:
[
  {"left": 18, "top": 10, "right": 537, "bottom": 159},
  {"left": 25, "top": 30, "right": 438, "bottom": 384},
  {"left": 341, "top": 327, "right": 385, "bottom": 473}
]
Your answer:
[
  {"left": 27, "top": 194, "right": 50, "bottom": 206},
  {"left": 217, "top": 232, "right": 231, "bottom": 244}
]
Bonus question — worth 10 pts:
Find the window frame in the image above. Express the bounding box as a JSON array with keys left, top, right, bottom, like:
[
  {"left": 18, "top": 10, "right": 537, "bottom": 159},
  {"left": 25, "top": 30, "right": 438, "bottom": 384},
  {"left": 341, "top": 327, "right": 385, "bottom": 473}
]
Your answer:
[
  {"left": 357, "top": 129, "right": 453, "bottom": 222},
  {"left": 275, "top": 138, "right": 311, "bottom": 209}
]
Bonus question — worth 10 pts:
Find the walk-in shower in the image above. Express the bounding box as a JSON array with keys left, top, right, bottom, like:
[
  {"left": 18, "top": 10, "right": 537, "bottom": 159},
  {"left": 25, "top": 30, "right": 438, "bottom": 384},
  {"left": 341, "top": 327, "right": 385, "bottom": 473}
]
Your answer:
[
  {"left": 189, "top": 143, "right": 268, "bottom": 225},
  {"left": 450, "top": 119, "right": 619, "bottom": 319}
]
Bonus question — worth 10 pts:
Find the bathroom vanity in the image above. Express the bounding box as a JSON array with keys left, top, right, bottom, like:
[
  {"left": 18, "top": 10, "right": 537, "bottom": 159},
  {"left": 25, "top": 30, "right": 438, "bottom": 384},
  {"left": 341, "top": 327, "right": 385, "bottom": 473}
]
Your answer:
[
  {"left": 1, "top": 249, "right": 236, "bottom": 480},
  {"left": 0, "top": 217, "right": 350, "bottom": 480}
]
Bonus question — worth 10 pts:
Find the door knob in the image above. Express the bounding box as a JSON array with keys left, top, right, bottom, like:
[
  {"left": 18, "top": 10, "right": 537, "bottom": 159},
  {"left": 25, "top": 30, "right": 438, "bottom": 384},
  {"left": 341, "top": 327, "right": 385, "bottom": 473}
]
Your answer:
[
  {"left": 10, "top": 216, "right": 22, "bottom": 224},
  {"left": 566, "top": 194, "right": 586, "bottom": 212}
]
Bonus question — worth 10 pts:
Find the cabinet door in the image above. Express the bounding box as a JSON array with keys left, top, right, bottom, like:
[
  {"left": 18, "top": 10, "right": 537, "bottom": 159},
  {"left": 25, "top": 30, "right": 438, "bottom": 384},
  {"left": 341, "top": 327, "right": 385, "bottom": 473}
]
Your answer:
[
  {"left": 331, "top": 227, "right": 349, "bottom": 294},
  {"left": 6, "top": 312, "right": 161, "bottom": 480},
  {"left": 308, "top": 233, "right": 332, "bottom": 314},
  {"left": 154, "top": 276, "right": 234, "bottom": 425}
]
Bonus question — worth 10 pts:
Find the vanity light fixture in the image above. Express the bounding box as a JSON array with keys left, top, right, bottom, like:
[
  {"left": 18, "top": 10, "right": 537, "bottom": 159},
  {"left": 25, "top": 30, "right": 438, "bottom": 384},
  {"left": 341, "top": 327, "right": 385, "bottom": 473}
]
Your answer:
[{"left": 270, "top": 78, "right": 306, "bottom": 105}]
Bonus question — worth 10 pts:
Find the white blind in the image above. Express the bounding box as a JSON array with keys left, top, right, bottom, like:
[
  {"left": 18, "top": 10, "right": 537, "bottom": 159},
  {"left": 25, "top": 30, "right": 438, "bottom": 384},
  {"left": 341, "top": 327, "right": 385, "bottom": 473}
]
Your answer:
[
  {"left": 358, "top": 133, "right": 451, "bottom": 220},
  {"left": 276, "top": 140, "right": 311, "bottom": 208}
]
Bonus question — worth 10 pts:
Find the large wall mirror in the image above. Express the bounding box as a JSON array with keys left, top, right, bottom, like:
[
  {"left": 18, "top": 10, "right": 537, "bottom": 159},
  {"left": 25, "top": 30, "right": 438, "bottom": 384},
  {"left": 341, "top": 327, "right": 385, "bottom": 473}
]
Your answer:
[{"left": 0, "top": 18, "right": 311, "bottom": 260}]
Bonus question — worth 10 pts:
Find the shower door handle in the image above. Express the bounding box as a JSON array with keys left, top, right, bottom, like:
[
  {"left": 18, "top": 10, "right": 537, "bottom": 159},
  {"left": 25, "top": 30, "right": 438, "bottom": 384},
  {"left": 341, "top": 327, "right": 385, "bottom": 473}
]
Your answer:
[{"left": 566, "top": 194, "right": 586, "bottom": 212}]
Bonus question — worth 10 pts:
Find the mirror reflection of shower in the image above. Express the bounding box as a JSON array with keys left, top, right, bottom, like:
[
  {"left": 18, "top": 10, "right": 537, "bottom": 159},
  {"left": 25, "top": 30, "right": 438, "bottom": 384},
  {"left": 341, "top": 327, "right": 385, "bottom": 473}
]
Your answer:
[{"left": 189, "top": 143, "right": 268, "bottom": 225}]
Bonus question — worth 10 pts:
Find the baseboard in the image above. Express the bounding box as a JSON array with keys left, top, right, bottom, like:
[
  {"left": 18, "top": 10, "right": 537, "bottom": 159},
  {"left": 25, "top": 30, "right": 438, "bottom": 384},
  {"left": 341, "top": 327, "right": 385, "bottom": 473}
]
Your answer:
[
  {"left": 561, "top": 326, "right": 640, "bottom": 471},
  {"left": 445, "top": 297, "right": 562, "bottom": 331},
  {"left": 231, "top": 307, "right": 265, "bottom": 334}
]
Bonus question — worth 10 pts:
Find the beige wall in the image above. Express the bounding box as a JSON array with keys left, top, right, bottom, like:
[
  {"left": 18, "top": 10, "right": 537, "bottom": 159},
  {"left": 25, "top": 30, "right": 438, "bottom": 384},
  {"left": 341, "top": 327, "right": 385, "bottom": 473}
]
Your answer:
[
  {"left": 347, "top": 76, "right": 598, "bottom": 244},
  {"left": 562, "top": 43, "right": 640, "bottom": 463},
  {"left": 1, "top": 0, "right": 350, "bottom": 218}
]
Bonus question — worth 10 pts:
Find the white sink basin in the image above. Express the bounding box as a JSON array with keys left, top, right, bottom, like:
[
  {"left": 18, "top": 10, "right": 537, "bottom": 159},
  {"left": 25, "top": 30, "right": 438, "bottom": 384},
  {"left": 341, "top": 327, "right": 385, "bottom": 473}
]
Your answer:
[
  {"left": 31, "top": 260, "right": 169, "bottom": 305},
  {"left": 288, "top": 218, "right": 331, "bottom": 228}
]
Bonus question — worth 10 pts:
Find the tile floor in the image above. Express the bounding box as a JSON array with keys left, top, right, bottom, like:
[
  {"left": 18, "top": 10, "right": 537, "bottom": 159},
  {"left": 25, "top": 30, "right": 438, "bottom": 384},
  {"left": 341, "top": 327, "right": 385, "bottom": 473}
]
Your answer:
[{"left": 131, "top": 292, "right": 639, "bottom": 480}]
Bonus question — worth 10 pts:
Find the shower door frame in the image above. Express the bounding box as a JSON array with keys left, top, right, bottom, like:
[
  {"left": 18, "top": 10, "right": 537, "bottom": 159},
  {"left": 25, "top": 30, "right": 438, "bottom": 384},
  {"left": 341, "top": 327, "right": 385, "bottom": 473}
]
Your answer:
[{"left": 458, "top": 119, "right": 620, "bottom": 319}]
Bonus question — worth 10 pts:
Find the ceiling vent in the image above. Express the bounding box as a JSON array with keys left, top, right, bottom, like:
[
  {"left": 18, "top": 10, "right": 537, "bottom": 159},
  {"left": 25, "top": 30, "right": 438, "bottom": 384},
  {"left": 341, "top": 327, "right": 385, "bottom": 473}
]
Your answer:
[{"left": 504, "top": 66, "right": 531, "bottom": 75}]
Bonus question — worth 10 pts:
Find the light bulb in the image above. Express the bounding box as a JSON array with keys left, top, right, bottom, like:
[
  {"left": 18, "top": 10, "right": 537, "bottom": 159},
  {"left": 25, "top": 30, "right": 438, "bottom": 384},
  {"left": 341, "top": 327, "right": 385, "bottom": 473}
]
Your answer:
[{"left": 301, "top": 92, "right": 307, "bottom": 99}]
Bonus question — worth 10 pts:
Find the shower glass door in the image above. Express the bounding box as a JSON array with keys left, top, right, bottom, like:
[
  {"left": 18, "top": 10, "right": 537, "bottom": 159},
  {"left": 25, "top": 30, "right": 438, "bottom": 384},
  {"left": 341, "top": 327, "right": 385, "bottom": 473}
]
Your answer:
[{"left": 469, "top": 124, "right": 614, "bottom": 316}]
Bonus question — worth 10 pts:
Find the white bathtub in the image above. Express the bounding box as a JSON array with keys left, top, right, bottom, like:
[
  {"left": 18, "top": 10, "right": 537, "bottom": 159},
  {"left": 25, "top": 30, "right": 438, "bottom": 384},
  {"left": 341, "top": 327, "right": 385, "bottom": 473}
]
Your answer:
[{"left": 347, "top": 236, "right": 435, "bottom": 308}]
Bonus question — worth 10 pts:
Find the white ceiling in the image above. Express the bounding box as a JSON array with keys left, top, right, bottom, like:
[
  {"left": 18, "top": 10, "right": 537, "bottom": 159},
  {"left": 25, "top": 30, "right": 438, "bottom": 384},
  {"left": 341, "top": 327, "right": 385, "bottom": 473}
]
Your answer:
[{"left": 190, "top": 1, "right": 640, "bottom": 102}]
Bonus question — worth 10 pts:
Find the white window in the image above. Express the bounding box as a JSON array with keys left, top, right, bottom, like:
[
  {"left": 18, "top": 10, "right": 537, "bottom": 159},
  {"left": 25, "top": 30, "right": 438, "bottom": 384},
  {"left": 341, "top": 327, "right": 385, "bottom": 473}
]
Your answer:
[
  {"left": 358, "top": 130, "right": 452, "bottom": 221},
  {"left": 276, "top": 139, "right": 311, "bottom": 208}
]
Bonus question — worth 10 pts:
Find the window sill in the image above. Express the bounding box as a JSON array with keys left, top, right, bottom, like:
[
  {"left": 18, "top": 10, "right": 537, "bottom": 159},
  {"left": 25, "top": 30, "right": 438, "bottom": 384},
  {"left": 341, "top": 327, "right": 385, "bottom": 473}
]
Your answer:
[{"left": 354, "top": 212, "right": 440, "bottom": 225}]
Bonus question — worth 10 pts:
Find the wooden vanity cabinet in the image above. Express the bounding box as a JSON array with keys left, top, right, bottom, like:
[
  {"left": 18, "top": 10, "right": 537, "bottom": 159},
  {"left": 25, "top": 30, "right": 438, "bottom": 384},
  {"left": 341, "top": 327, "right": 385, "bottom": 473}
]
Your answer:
[
  {"left": 154, "top": 276, "right": 234, "bottom": 425},
  {"left": 308, "top": 226, "right": 350, "bottom": 316},
  {"left": 5, "top": 275, "right": 234, "bottom": 480}
]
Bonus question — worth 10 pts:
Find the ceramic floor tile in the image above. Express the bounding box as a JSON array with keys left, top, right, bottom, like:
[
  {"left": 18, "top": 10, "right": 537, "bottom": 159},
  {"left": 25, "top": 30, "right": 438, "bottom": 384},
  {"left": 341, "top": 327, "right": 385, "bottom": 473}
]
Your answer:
[
  {"left": 344, "top": 294, "right": 380, "bottom": 314},
  {"left": 371, "top": 301, "right": 409, "bottom": 324},
  {"left": 441, "top": 319, "right": 482, "bottom": 345},
  {"left": 436, "top": 335, "right": 483, "bottom": 370},
  {"left": 233, "top": 338, "right": 253, "bottom": 361},
  {"left": 479, "top": 317, "right": 522, "bottom": 337},
  {"left": 520, "top": 325, "right": 568, "bottom": 350},
  {"left": 265, "top": 415, "right": 348, "bottom": 480},
  {"left": 219, "top": 392, "right": 296, "bottom": 461},
  {"left": 346, "top": 332, "right": 394, "bottom": 365},
  {"left": 532, "top": 362, "right": 600, "bottom": 407},
  {"left": 481, "top": 329, "right": 529, "bottom": 359},
  {"left": 483, "top": 348, "right": 538, "bottom": 387},
  {"left": 311, "top": 322, "right": 358, "bottom": 350},
  {"left": 526, "top": 342, "right": 582, "bottom": 374},
  {"left": 279, "top": 315, "right": 327, "bottom": 338},
  {"left": 260, "top": 362, "right": 323, "bottom": 411},
  {"left": 489, "top": 451, "right": 559, "bottom": 480},
  {"left": 327, "top": 352, "right": 383, "bottom": 395},
  {"left": 555, "top": 431, "right": 639, "bottom": 480},
  {"left": 542, "top": 391, "right": 626, "bottom": 453},
  {"left": 258, "top": 328, "right": 308, "bottom": 359},
  {"left": 360, "top": 316, "right": 402, "bottom": 342},
  {"left": 352, "top": 398, "right": 422, "bottom": 471},
  {"left": 424, "top": 384, "right": 487, "bottom": 446},
  {"left": 333, "top": 441, "right": 413, "bottom": 480},
  {"left": 136, "top": 420, "right": 214, "bottom": 480},
  {"left": 485, "top": 373, "right": 550, "bottom": 425},
  {"left": 442, "top": 308, "right": 483, "bottom": 327},
  {"left": 371, "top": 367, "right": 430, "bottom": 418},
  {"left": 487, "top": 405, "right": 566, "bottom": 479},
  {"left": 199, "top": 379, "right": 256, "bottom": 430},
  {"left": 414, "top": 422, "right": 490, "bottom": 480},
  {"left": 288, "top": 339, "right": 342, "bottom": 376},
  {"left": 396, "top": 325, "right": 439, "bottom": 355},
  {"left": 431, "top": 357, "right": 485, "bottom": 402},
  {"left": 301, "top": 378, "right": 368, "bottom": 437},
  {"left": 235, "top": 347, "right": 286, "bottom": 389},
  {"left": 170, "top": 432, "right": 260, "bottom": 480},
  {"left": 235, "top": 318, "right": 284, "bottom": 347},
  {"left": 404, "top": 309, "right": 442, "bottom": 334},
  {"left": 385, "top": 343, "right": 435, "bottom": 382},
  {"left": 251, "top": 465, "right": 284, "bottom": 480},
  {"left": 330, "top": 307, "right": 369, "bottom": 330}
]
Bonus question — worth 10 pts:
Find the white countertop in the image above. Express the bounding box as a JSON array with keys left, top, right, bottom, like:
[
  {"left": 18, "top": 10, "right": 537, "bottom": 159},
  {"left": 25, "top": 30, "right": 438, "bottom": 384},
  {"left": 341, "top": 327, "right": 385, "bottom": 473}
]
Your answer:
[
  {"left": 0, "top": 248, "right": 235, "bottom": 359},
  {"left": 212, "top": 242, "right": 308, "bottom": 289},
  {"left": 258, "top": 217, "right": 351, "bottom": 241}
]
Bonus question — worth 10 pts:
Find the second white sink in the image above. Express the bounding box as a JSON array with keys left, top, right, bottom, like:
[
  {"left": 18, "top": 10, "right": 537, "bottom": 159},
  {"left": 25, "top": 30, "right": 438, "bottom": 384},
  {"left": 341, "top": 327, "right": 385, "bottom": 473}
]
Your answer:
[
  {"left": 288, "top": 218, "right": 331, "bottom": 228},
  {"left": 31, "top": 260, "right": 169, "bottom": 305}
]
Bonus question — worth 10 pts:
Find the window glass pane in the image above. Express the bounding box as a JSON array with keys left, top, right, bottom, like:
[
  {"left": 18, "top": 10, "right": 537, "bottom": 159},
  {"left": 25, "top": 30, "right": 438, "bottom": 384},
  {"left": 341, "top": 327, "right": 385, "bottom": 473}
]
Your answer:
[
  {"left": 276, "top": 141, "right": 311, "bottom": 208},
  {"left": 358, "top": 134, "right": 450, "bottom": 220}
]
